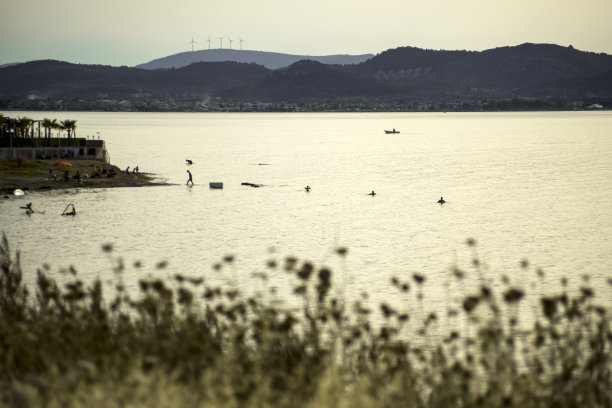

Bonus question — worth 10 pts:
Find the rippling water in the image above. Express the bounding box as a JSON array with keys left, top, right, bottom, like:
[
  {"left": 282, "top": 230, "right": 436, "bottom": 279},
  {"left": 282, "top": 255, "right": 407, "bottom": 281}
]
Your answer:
[{"left": 2, "top": 111, "right": 611, "bottom": 312}]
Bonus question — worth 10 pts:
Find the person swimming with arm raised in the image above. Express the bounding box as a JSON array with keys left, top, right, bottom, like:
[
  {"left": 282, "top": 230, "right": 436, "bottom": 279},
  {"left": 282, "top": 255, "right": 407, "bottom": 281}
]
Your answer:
[{"left": 20, "top": 202, "right": 34, "bottom": 214}]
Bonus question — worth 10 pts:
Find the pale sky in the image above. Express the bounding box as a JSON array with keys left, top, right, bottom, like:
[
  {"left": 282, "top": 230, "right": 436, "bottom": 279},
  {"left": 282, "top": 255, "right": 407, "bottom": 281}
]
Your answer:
[{"left": 1, "top": 0, "right": 611, "bottom": 66}]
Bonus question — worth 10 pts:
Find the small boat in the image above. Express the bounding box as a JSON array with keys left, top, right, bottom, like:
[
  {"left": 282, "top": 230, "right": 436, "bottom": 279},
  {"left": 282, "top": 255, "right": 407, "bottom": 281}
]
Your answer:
[
  {"left": 209, "top": 182, "right": 223, "bottom": 189},
  {"left": 384, "top": 129, "right": 400, "bottom": 134}
]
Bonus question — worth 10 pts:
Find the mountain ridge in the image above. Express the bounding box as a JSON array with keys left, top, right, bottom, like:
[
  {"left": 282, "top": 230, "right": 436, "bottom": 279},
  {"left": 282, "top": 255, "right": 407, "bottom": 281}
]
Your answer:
[
  {"left": 136, "top": 49, "right": 375, "bottom": 70},
  {"left": 1, "top": 43, "right": 611, "bottom": 109}
]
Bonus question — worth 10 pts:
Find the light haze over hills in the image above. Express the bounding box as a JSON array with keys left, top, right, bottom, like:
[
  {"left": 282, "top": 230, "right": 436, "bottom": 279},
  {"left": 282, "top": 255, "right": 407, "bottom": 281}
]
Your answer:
[{"left": 135, "top": 49, "right": 375, "bottom": 70}]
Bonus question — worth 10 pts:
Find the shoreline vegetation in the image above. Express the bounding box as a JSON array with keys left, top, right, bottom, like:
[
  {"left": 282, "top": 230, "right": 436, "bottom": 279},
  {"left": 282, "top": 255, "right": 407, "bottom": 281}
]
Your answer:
[
  {"left": 1, "top": 234, "right": 610, "bottom": 407},
  {"left": 0, "top": 158, "right": 168, "bottom": 195}
]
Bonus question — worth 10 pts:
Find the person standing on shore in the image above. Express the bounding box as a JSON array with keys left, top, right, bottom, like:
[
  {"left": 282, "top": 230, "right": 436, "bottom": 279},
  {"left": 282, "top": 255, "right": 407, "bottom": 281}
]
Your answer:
[{"left": 186, "top": 170, "right": 194, "bottom": 186}]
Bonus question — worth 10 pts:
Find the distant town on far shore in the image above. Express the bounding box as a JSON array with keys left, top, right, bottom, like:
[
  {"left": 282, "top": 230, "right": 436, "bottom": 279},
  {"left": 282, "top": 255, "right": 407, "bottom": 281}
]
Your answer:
[{"left": 1, "top": 43, "right": 611, "bottom": 112}]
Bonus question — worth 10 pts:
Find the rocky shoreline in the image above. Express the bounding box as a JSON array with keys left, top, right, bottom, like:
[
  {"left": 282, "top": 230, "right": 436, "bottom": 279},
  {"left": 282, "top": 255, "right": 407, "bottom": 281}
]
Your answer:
[{"left": 0, "top": 159, "right": 169, "bottom": 195}]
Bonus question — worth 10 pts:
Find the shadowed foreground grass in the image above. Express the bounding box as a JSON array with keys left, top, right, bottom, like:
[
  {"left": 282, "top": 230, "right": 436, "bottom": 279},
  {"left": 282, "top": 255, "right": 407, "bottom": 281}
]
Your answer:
[{"left": 1, "top": 233, "right": 611, "bottom": 407}]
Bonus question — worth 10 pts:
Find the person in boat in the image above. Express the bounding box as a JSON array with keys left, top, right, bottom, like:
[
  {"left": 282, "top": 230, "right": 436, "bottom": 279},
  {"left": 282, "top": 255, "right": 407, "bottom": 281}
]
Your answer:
[
  {"left": 437, "top": 196, "right": 445, "bottom": 204},
  {"left": 369, "top": 191, "right": 376, "bottom": 196},
  {"left": 305, "top": 185, "right": 311, "bottom": 192},
  {"left": 186, "top": 170, "right": 194, "bottom": 186}
]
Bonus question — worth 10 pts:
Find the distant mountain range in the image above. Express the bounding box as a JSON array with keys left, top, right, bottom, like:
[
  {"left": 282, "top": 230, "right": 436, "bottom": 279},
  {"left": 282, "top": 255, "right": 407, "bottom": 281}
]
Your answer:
[
  {"left": 1, "top": 43, "right": 611, "bottom": 108},
  {"left": 136, "top": 49, "right": 374, "bottom": 70}
]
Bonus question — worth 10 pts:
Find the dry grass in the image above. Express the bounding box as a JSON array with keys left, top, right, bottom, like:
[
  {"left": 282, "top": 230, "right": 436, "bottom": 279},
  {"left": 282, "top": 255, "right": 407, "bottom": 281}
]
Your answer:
[{"left": 1, "top": 233, "right": 610, "bottom": 407}]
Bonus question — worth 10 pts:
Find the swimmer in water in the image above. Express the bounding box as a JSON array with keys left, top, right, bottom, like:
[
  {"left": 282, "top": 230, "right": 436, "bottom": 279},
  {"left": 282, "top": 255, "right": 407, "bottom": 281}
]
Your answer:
[
  {"left": 437, "top": 196, "right": 445, "bottom": 204},
  {"left": 305, "top": 185, "right": 311, "bottom": 192},
  {"left": 368, "top": 191, "right": 376, "bottom": 196}
]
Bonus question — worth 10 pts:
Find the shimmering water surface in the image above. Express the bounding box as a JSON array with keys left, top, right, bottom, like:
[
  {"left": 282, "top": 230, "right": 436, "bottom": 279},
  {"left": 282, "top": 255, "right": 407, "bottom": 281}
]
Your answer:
[{"left": 2, "top": 111, "right": 612, "bottom": 310}]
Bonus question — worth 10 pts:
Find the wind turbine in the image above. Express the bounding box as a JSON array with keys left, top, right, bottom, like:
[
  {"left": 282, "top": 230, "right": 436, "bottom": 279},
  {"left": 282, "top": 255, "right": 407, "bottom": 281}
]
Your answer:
[
  {"left": 217, "top": 37, "right": 224, "bottom": 49},
  {"left": 189, "top": 37, "right": 197, "bottom": 52},
  {"left": 228, "top": 38, "right": 233, "bottom": 50},
  {"left": 239, "top": 38, "right": 245, "bottom": 51},
  {"left": 206, "top": 36, "right": 212, "bottom": 50}
]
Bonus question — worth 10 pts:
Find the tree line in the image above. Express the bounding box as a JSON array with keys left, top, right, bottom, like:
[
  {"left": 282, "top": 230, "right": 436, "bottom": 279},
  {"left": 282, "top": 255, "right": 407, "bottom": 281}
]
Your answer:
[{"left": 0, "top": 114, "right": 77, "bottom": 139}]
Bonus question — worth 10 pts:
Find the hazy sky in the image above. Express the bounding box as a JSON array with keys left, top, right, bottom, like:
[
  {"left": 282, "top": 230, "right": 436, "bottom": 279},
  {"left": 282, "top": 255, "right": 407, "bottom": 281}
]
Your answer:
[{"left": 2, "top": 0, "right": 611, "bottom": 66}]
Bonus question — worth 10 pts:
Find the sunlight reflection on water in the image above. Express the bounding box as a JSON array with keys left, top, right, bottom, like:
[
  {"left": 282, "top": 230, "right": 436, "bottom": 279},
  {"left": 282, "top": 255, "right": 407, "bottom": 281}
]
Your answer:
[{"left": 2, "top": 111, "right": 611, "bottom": 317}]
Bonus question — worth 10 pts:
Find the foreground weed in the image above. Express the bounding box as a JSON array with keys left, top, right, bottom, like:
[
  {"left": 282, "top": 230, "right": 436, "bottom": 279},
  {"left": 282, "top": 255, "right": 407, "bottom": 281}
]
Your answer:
[{"left": 1, "top": 233, "right": 611, "bottom": 407}]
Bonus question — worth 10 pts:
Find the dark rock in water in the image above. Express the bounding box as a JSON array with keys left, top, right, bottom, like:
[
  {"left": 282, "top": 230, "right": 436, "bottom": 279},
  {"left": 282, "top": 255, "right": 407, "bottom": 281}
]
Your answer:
[{"left": 241, "top": 182, "right": 263, "bottom": 188}]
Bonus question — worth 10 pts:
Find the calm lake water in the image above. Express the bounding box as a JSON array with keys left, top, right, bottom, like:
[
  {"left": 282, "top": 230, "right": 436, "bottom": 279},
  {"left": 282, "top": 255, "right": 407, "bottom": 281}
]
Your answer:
[{"left": 2, "top": 111, "right": 612, "bottom": 316}]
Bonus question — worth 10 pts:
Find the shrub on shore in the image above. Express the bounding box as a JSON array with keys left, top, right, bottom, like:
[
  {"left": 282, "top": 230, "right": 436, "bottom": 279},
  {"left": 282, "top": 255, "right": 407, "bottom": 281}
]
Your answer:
[{"left": 1, "top": 233, "right": 611, "bottom": 407}]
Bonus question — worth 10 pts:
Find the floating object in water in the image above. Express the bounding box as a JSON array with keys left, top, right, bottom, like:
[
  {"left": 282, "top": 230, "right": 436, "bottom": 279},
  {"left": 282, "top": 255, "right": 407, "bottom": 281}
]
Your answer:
[
  {"left": 368, "top": 191, "right": 376, "bottom": 196},
  {"left": 13, "top": 189, "right": 25, "bottom": 196},
  {"left": 62, "top": 204, "right": 76, "bottom": 216},
  {"left": 384, "top": 129, "right": 400, "bottom": 134},
  {"left": 241, "top": 182, "right": 263, "bottom": 188},
  {"left": 186, "top": 159, "right": 193, "bottom": 164},
  {"left": 209, "top": 182, "right": 223, "bottom": 189}
]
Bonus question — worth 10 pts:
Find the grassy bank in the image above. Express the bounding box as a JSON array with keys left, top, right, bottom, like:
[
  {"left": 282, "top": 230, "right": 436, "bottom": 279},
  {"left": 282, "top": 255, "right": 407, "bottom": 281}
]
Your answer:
[
  {"left": 1, "top": 234, "right": 610, "bottom": 407},
  {"left": 0, "top": 158, "right": 166, "bottom": 194}
]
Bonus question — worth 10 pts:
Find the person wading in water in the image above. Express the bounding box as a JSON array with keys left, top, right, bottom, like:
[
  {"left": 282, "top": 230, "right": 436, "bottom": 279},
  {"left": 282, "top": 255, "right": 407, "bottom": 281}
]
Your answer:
[{"left": 186, "top": 170, "right": 194, "bottom": 186}]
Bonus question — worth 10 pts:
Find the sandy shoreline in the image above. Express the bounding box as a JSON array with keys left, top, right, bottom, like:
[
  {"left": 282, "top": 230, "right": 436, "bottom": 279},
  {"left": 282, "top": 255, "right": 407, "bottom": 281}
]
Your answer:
[{"left": 0, "top": 159, "right": 170, "bottom": 195}]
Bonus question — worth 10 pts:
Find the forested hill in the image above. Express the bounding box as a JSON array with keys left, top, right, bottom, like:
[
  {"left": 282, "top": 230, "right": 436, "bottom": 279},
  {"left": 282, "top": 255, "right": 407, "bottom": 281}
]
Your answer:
[{"left": 1, "top": 43, "right": 611, "bottom": 108}]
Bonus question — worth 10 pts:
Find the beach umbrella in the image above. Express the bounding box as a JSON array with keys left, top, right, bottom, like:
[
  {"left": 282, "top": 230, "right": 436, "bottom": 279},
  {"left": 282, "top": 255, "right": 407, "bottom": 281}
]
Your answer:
[{"left": 53, "top": 161, "right": 72, "bottom": 167}]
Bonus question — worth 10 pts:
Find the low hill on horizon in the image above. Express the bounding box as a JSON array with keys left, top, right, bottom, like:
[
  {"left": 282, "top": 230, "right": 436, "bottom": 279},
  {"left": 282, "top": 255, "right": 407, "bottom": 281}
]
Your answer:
[
  {"left": 136, "top": 49, "right": 375, "bottom": 70},
  {"left": 1, "top": 43, "right": 611, "bottom": 108}
]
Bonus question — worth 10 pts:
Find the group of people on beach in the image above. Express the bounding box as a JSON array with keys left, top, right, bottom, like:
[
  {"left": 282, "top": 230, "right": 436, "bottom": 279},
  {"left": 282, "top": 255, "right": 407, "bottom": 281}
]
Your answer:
[
  {"left": 90, "top": 165, "right": 112, "bottom": 178},
  {"left": 125, "top": 166, "right": 139, "bottom": 175}
]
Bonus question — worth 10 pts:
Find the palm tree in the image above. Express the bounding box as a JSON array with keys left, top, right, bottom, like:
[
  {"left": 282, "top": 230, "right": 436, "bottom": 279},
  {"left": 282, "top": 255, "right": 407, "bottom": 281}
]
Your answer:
[
  {"left": 42, "top": 118, "right": 57, "bottom": 139},
  {"left": 16, "top": 117, "right": 33, "bottom": 138},
  {"left": 60, "top": 119, "right": 77, "bottom": 139},
  {"left": 0, "top": 114, "right": 5, "bottom": 138}
]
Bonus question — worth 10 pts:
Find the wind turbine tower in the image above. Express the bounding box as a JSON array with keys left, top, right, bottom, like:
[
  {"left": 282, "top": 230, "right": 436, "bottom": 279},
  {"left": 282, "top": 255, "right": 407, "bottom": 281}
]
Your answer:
[
  {"left": 228, "top": 38, "right": 233, "bottom": 50},
  {"left": 217, "top": 37, "right": 224, "bottom": 49},
  {"left": 206, "top": 36, "right": 212, "bottom": 50},
  {"left": 189, "top": 37, "right": 197, "bottom": 52},
  {"left": 239, "top": 38, "right": 245, "bottom": 51}
]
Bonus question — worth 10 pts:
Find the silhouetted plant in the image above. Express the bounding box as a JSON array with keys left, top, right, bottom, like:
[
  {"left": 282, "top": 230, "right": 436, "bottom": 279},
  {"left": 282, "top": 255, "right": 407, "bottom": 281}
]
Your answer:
[{"left": 0, "top": 232, "right": 611, "bottom": 407}]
